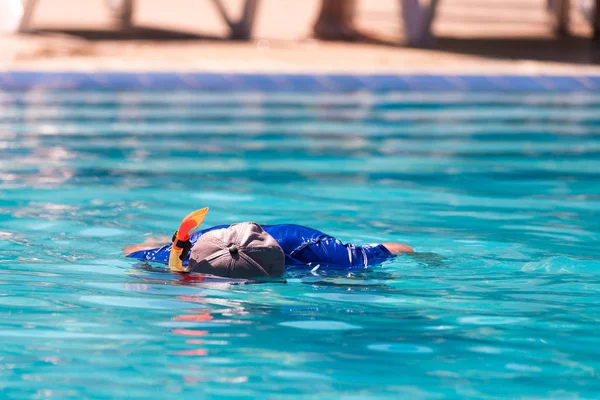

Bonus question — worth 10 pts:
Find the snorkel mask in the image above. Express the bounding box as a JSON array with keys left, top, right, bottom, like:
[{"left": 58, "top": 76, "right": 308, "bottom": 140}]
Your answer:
[{"left": 168, "top": 207, "right": 209, "bottom": 272}]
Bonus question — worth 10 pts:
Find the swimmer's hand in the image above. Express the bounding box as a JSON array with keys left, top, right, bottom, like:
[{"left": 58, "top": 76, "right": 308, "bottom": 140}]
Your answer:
[
  {"left": 123, "top": 236, "right": 170, "bottom": 256},
  {"left": 383, "top": 242, "right": 414, "bottom": 254}
]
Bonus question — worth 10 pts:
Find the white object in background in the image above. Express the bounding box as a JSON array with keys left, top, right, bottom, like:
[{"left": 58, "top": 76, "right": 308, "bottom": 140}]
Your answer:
[
  {"left": 0, "top": 0, "right": 23, "bottom": 33},
  {"left": 400, "top": 0, "right": 440, "bottom": 47},
  {"left": 579, "top": 0, "right": 593, "bottom": 23}
]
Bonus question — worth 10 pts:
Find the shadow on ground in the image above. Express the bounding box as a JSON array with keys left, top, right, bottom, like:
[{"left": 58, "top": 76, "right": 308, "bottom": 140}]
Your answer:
[
  {"left": 22, "top": 26, "right": 225, "bottom": 41},
  {"left": 20, "top": 25, "right": 600, "bottom": 66},
  {"left": 433, "top": 36, "right": 600, "bottom": 65}
]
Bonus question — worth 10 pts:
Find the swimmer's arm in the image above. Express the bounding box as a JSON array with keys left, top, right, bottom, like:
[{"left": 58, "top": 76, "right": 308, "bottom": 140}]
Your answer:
[{"left": 123, "top": 236, "right": 170, "bottom": 256}]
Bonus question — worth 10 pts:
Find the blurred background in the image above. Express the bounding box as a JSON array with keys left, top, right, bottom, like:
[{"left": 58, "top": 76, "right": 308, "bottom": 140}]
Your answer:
[{"left": 1, "top": 0, "right": 599, "bottom": 72}]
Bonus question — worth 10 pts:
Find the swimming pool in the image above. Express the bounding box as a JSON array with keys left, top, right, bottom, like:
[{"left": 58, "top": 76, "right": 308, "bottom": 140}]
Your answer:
[{"left": 1, "top": 73, "right": 599, "bottom": 399}]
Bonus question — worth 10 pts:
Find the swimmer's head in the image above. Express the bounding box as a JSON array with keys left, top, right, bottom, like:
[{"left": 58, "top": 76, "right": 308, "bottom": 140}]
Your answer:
[{"left": 187, "top": 222, "right": 285, "bottom": 279}]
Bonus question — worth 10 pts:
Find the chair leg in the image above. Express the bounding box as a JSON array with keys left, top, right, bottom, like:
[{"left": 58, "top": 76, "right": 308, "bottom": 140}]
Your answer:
[
  {"left": 551, "top": 0, "right": 570, "bottom": 35},
  {"left": 118, "top": 0, "right": 134, "bottom": 30},
  {"left": 231, "top": 0, "right": 260, "bottom": 40},
  {"left": 212, "top": 0, "right": 260, "bottom": 40},
  {"left": 18, "top": 0, "right": 38, "bottom": 33},
  {"left": 211, "top": 0, "right": 233, "bottom": 27},
  {"left": 107, "top": 0, "right": 134, "bottom": 30},
  {"left": 400, "top": 0, "right": 440, "bottom": 47},
  {"left": 594, "top": 0, "right": 600, "bottom": 40}
]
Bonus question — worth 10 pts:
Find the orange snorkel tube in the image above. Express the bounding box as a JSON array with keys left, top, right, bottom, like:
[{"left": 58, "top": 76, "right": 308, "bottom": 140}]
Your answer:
[{"left": 168, "top": 207, "right": 209, "bottom": 272}]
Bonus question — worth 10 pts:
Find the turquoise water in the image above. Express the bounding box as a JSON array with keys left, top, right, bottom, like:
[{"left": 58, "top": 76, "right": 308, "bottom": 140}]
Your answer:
[{"left": 1, "top": 89, "right": 599, "bottom": 399}]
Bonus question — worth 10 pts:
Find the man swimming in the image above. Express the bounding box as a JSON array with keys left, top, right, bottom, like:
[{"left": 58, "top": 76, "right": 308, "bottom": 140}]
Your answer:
[{"left": 125, "top": 219, "right": 413, "bottom": 279}]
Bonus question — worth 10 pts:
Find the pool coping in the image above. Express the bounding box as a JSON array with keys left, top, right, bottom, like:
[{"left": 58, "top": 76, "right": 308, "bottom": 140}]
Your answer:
[{"left": 0, "top": 72, "right": 599, "bottom": 92}]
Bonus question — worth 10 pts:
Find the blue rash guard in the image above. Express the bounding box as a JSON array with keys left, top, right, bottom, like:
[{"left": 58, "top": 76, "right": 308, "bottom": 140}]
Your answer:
[{"left": 127, "top": 224, "right": 393, "bottom": 271}]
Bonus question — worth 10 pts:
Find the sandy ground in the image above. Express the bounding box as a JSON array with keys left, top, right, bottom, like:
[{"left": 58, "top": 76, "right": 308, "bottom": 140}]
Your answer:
[{"left": 1, "top": 0, "right": 599, "bottom": 74}]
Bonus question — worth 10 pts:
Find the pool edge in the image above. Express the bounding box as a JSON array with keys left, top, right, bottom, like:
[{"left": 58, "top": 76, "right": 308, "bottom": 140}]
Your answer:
[{"left": 0, "top": 72, "right": 599, "bottom": 92}]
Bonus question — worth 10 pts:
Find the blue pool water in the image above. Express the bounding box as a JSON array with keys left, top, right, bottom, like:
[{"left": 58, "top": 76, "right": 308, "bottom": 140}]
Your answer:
[{"left": 1, "top": 86, "right": 599, "bottom": 399}]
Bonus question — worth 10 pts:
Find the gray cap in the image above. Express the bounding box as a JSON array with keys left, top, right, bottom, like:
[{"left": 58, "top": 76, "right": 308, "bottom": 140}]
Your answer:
[{"left": 187, "top": 222, "right": 285, "bottom": 279}]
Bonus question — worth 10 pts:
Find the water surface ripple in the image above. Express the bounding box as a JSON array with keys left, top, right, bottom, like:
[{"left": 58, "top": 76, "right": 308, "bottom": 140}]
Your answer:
[{"left": 0, "top": 90, "right": 599, "bottom": 399}]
